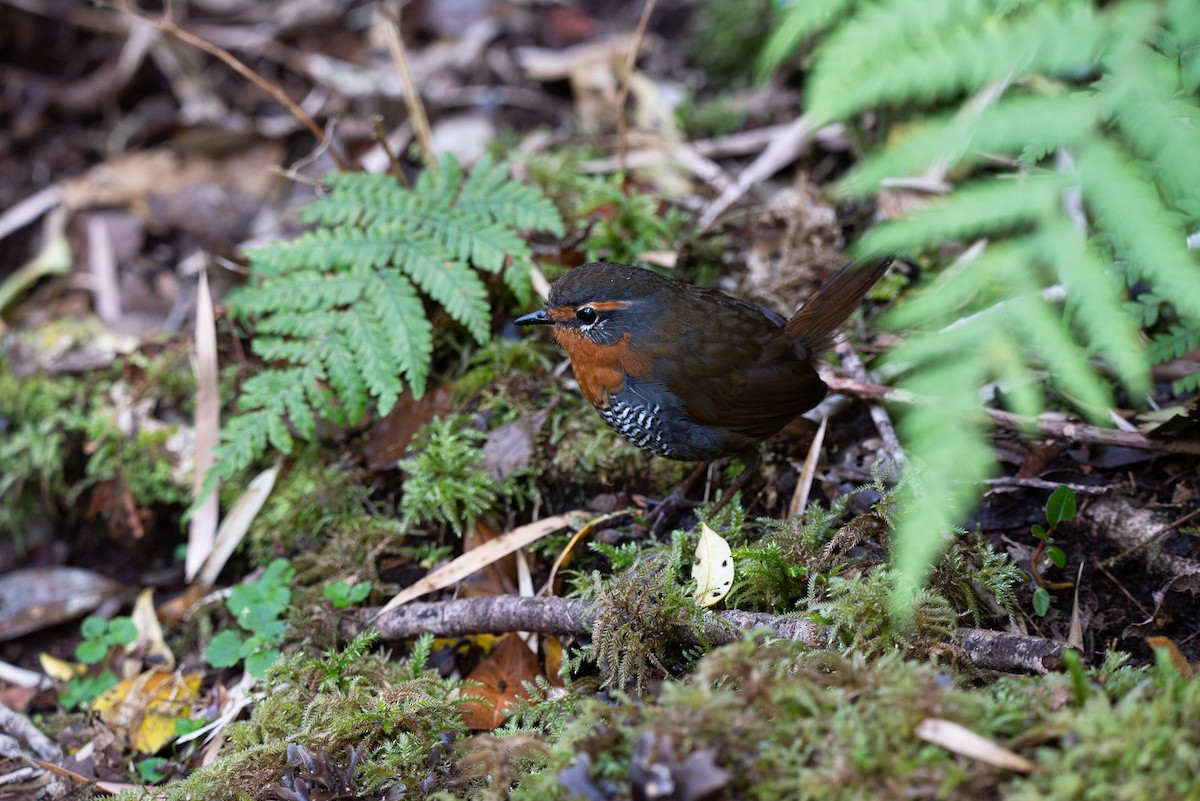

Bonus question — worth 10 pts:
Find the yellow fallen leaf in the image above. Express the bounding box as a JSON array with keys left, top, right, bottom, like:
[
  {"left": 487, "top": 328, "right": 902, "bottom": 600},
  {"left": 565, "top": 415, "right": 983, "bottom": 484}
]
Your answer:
[
  {"left": 93, "top": 671, "right": 202, "bottom": 754},
  {"left": 131, "top": 589, "right": 174, "bottom": 672},
  {"left": 39, "top": 653, "right": 85, "bottom": 682},
  {"left": 693, "top": 523, "right": 734, "bottom": 607}
]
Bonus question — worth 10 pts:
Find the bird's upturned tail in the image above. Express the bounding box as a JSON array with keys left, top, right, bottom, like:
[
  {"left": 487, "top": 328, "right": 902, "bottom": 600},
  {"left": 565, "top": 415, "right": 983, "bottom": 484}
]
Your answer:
[{"left": 784, "top": 257, "right": 894, "bottom": 350}]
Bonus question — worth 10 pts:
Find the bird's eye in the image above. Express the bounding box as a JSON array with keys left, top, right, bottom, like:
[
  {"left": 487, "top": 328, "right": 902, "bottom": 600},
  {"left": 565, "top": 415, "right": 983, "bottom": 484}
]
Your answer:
[{"left": 575, "top": 306, "right": 598, "bottom": 325}]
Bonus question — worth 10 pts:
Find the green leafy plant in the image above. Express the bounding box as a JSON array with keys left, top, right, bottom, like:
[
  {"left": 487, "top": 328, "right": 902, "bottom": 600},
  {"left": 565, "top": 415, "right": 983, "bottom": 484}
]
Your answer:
[
  {"left": 59, "top": 615, "right": 139, "bottom": 710},
  {"left": 761, "top": 0, "right": 1200, "bottom": 606},
  {"left": 206, "top": 558, "right": 294, "bottom": 678},
  {"left": 1030, "top": 486, "right": 1077, "bottom": 616},
  {"left": 136, "top": 757, "right": 169, "bottom": 783},
  {"left": 212, "top": 155, "right": 563, "bottom": 485},
  {"left": 75, "top": 614, "right": 138, "bottom": 665},
  {"left": 324, "top": 579, "right": 372, "bottom": 610}
]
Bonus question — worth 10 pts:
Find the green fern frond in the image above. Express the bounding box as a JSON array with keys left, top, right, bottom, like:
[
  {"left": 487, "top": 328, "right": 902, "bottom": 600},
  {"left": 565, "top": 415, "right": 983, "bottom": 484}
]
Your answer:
[
  {"left": 1039, "top": 221, "right": 1146, "bottom": 391},
  {"left": 862, "top": 177, "right": 1063, "bottom": 254},
  {"left": 457, "top": 156, "right": 565, "bottom": 233},
  {"left": 767, "top": 0, "right": 1200, "bottom": 609},
  {"left": 1149, "top": 324, "right": 1200, "bottom": 364},
  {"left": 1149, "top": 325, "right": 1200, "bottom": 394},
  {"left": 756, "top": 0, "right": 859, "bottom": 80},
  {"left": 839, "top": 93, "right": 1102, "bottom": 196},
  {"left": 210, "top": 155, "right": 563, "bottom": 484},
  {"left": 1077, "top": 137, "right": 1200, "bottom": 320},
  {"left": 809, "top": 1, "right": 1139, "bottom": 124}
]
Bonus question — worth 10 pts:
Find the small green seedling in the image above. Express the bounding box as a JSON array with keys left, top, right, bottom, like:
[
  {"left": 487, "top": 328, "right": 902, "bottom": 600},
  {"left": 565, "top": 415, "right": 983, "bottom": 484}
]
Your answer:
[
  {"left": 136, "top": 756, "right": 169, "bottom": 783},
  {"left": 324, "top": 579, "right": 372, "bottom": 609},
  {"left": 205, "top": 558, "right": 294, "bottom": 678},
  {"left": 1030, "top": 486, "right": 1076, "bottom": 616},
  {"left": 60, "top": 615, "right": 139, "bottom": 710},
  {"left": 76, "top": 615, "right": 139, "bottom": 665}
]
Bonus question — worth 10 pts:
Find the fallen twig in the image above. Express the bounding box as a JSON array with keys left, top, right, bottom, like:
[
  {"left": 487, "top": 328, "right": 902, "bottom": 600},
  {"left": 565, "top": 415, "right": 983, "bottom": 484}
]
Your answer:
[
  {"left": 834, "top": 340, "right": 906, "bottom": 472},
  {"left": 821, "top": 373, "right": 1200, "bottom": 457},
  {"left": 354, "top": 596, "right": 1066, "bottom": 674},
  {"left": 108, "top": 0, "right": 348, "bottom": 169},
  {"left": 616, "top": 0, "right": 659, "bottom": 176}
]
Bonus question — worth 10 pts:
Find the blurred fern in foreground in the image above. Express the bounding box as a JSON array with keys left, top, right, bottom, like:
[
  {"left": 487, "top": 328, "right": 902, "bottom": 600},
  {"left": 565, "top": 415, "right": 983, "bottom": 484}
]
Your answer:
[
  {"left": 213, "top": 155, "right": 564, "bottom": 482},
  {"left": 763, "top": 0, "right": 1200, "bottom": 604}
]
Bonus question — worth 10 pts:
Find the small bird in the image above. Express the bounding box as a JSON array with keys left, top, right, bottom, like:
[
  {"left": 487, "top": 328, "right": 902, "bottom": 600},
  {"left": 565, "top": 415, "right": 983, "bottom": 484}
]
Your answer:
[{"left": 515, "top": 258, "right": 893, "bottom": 465}]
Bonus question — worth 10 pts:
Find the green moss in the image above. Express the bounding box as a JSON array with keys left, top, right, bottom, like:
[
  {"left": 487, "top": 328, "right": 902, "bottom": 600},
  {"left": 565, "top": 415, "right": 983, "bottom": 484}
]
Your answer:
[
  {"left": 453, "top": 337, "right": 555, "bottom": 406},
  {"left": 165, "top": 633, "right": 468, "bottom": 800},
  {"left": 397, "top": 414, "right": 535, "bottom": 537},
  {"left": 0, "top": 362, "right": 96, "bottom": 535},
  {"left": 581, "top": 535, "right": 707, "bottom": 695},
  {"left": 503, "top": 640, "right": 1200, "bottom": 801},
  {"left": 510, "top": 643, "right": 985, "bottom": 801},
  {"left": 1007, "top": 657, "right": 1200, "bottom": 800},
  {"left": 0, "top": 347, "right": 199, "bottom": 537},
  {"left": 811, "top": 568, "right": 958, "bottom": 657},
  {"left": 239, "top": 454, "right": 381, "bottom": 562}
]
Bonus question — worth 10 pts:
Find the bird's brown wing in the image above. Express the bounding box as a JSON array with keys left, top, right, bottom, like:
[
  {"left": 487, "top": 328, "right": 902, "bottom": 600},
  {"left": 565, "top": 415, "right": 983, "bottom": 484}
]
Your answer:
[{"left": 641, "top": 292, "right": 825, "bottom": 440}]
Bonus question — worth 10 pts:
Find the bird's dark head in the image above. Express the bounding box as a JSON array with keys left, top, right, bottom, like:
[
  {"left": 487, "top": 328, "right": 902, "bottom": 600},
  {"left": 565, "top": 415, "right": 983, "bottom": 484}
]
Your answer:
[{"left": 514, "top": 262, "right": 675, "bottom": 346}]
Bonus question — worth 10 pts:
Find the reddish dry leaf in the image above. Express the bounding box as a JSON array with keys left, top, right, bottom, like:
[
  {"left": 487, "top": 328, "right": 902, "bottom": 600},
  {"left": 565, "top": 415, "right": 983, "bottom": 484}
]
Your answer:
[
  {"left": 87, "top": 474, "right": 150, "bottom": 543},
  {"left": 459, "top": 633, "right": 542, "bottom": 730},
  {"left": 543, "top": 6, "right": 597, "bottom": 45},
  {"left": 363, "top": 385, "right": 455, "bottom": 470},
  {"left": 1146, "top": 636, "right": 1193, "bottom": 676},
  {"left": 155, "top": 584, "right": 207, "bottom": 627}
]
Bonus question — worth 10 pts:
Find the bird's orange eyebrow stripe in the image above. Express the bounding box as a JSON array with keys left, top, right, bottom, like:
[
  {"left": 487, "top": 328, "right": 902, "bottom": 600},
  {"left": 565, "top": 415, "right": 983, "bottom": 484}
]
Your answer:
[
  {"left": 546, "top": 299, "right": 631, "bottom": 322},
  {"left": 587, "top": 300, "right": 632, "bottom": 311}
]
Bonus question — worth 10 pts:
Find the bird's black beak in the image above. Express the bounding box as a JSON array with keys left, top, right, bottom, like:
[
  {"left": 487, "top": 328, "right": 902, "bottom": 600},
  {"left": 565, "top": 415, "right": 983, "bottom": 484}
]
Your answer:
[{"left": 514, "top": 308, "right": 552, "bottom": 326}]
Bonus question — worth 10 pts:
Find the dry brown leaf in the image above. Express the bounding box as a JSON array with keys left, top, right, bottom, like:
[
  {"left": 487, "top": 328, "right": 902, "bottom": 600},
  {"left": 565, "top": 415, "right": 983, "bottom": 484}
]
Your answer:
[
  {"left": 459, "top": 632, "right": 542, "bottom": 730},
  {"left": 1146, "top": 636, "right": 1193, "bottom": 676},
  {"left": 195, "top": 464, "right": 279, "bottom": 588},
  {"left": 363, "top": 385, "right": 455, "bottom": 470},
  {"left": 130, "top": 589, "right": 174, "bottom": 672}
]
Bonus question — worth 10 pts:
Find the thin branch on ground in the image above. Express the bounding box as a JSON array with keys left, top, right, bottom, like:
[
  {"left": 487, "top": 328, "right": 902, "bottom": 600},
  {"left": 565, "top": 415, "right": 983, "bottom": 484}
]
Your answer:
[
  {"left": 834, "top": 339, "right": 906, "bottom": 472},
  {"left": 821, "top": 373, "right": 1200, "bottom": 457},
  {"left": 107, "top": 0, "right": 348, "bottom": 169},
  {"left": 354, "top": 596, "right": 1066, "bottom": 675},
  {"left": 616, "top": 0, "right": 659, "bottom": 176},
  {"left": 380, "top": 7, "right": 435, "bottom": 167}
]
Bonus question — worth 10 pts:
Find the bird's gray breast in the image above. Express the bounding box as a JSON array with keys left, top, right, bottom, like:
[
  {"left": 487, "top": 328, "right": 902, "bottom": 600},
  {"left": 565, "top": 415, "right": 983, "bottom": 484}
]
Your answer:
[
  {"left": 600, "top": 380, "right": 731, "bottom": 461},
  {"left": 598, "top": 393, "right": 675, "bottom": 458}
]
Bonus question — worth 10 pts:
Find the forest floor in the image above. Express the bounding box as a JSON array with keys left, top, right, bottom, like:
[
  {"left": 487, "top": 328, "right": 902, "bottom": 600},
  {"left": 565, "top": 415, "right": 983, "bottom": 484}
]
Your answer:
[{"left": 1, "top": 2, "right": 1198, "bottom": 800}]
